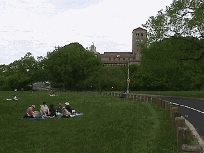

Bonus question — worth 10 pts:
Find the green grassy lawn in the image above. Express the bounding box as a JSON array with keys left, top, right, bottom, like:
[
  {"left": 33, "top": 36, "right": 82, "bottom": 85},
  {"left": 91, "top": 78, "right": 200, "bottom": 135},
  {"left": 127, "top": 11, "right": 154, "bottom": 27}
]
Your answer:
[
  {"left": 110, "top": 90, "right": 204, "bottom": 99},
  {"left": 0, "top": 91, "right": 177, "bottom": 153}
]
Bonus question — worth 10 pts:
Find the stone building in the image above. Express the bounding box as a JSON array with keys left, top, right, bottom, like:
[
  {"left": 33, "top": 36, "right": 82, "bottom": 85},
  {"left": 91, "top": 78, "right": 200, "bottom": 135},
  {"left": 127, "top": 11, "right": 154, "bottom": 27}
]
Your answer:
[{"left": 96, "top": 27, "right": 147, "bottom": 66}]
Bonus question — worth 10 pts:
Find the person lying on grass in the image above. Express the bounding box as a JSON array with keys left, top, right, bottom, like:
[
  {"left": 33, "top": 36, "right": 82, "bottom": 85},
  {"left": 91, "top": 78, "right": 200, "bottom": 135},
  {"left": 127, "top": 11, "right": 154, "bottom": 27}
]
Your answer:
[
  {"left": 40, "top": 102, "right": 49, "bottom": 115},
  {"left": 23, "top": 105, "right": 36, "bottom": 118},
  {"left": 6, "top": 95, "right": 19, "bottom": 101}
]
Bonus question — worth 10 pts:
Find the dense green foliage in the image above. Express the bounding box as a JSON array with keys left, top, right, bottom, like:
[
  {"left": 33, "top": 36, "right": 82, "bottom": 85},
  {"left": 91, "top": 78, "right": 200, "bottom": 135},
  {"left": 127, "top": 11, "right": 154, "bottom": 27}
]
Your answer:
[
  {"left": 134, "top": 0, "right": 204, "bottom": 91},
  {"left": 82, "top": 65, "right": 127, "bottom": 91},
  {"left": 44, "top": 43, "right": 103, "bottom": 90},
  {"left": 0, "top": 53, "right": 37, "bottom": 90},
  {"left": 136, "top": 36, "right": 204, "bottom": 91}
]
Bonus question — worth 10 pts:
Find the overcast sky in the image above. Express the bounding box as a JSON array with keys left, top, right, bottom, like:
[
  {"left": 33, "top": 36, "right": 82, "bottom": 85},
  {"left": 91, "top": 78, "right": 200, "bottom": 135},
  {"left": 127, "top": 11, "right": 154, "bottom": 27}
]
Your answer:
[{"left": 0, "top": 0, "right": 173, "bottom": 65}]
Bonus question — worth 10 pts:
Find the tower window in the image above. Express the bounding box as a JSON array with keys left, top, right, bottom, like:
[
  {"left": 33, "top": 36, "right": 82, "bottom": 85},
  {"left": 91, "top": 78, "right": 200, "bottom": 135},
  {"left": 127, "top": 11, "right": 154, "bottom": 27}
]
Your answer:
[
  {"left": 141, "top": 33, "right": 143, "bottom": 36},
  {"left": 109, "top": 58, "right": 111, "bottom": 60},
  {"left": 123, "top": 58, "right": 125, "bottom": 60}
]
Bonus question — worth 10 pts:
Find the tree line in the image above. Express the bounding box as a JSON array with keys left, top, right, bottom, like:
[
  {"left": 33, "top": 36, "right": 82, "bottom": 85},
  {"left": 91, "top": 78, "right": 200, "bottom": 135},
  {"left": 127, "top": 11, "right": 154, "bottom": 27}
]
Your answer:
[
  {"left": 0, "top": 0, "right": 203, "bottom": 91},
  {"left": 0, "top": 43, "right": 129, "bottom": 91}
]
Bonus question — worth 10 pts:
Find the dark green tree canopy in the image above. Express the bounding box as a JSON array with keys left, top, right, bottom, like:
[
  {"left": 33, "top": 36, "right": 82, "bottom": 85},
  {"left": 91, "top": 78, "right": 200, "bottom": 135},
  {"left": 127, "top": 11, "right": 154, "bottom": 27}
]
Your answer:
[{"left": 44, "top": 42, "right": 103, "bottom": 90}]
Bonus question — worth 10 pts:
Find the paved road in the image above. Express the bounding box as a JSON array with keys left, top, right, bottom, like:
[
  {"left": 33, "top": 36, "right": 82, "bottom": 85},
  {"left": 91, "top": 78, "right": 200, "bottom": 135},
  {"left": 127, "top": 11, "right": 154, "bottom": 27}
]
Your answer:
[
  {"left": 156, "top": 96, "right": 204, "bottom": 137},
  {"left": 32, "top": 82, "right": 49, "bottom": 91},
  {"left": 32, "top": 82, "right": 58, "bottom": 91}
]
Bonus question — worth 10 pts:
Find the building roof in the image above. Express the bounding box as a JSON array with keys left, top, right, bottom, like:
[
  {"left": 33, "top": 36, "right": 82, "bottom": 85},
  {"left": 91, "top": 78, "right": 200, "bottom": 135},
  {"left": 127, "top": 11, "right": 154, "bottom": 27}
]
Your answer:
[
  {"left": 97, "top": 54, "right": 136, "bottom": 58},
  {"left": 102, "top": 60, "right": 140, "bottom": 64},
  {"left": 103, "top": 52, "right": 133, "bottom": 54},
  {"left": 133, "top": 27, "right": 147, "bottom": 31}
]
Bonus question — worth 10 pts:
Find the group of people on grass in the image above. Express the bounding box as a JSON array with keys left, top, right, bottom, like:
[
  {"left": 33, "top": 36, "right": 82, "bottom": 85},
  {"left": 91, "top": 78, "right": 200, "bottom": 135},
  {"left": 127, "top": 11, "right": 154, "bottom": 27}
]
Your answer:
[
  {"left": 23, "top": 102, "right": 75, "bottom": 119},
  {"left": 49, "top": 91, "right": 58, "bottom": 96},
  {"left": 6, "top": 95, "right": 21, "bottom": 101}
]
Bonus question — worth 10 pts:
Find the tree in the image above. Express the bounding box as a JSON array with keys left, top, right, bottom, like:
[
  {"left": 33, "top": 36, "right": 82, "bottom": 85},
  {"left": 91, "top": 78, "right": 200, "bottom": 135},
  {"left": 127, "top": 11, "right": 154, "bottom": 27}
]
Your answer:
[
  {"left": 139, "top": 36, "right": 204, "bottom": 90},
  {"left": 82, "top": 65, "right": 127, "bottom": 91},
  {"left": 142, "top": 0, "right": 204, "bottom": 45},
  {"left": 44, "top": 42, "right": 103, "bottom": 90},
  {"left": 0, "top": 52, "right": 38, "bottom": 90},
  {"left": 166, "top": 0, "right": 204, "bottom": 38}
]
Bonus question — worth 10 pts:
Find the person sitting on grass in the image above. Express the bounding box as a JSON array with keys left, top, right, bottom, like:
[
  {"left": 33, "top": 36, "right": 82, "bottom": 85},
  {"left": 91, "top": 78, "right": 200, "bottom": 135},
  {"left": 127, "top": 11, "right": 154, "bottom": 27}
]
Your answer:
[
  {"left": 65, "top": 102, "right": 75, "bottom": 113},
  {"left": 35, "top": 104, "right": 53, "bottom": 119},
  {"left": 56, "top": 103, "right": 64, "bottom": 114},
  {"left": 48, "top": 104, "right": 56, "bottom": 117},
  {"left": 61, "top": 107, "right": 71, "bottom": 118},
  {"left": 40, "top": 102, "right": 49, "bottom": 115},
  {"left": 23, "top": 105, "right": 35, "bottom": 118}
]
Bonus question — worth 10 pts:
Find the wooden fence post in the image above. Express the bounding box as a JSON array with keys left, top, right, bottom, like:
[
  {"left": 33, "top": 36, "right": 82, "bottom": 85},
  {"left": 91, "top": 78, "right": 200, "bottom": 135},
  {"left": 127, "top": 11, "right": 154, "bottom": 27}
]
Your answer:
[
  {"left": 161, "top": 100, "right": 165, "bottom": 109},
  {"left": 155, "top": 98, "right": 159, "bottom": 105},
  {"left": 147, "top": 96, "right": 150, "bottom": 102},
  {"left": 129, "top": 94, "right": 132, "bottom": 99},
  {"left": 145, "top": 95, "right": 147, "bottom": 102},
  {"left": 139, "top": 95, "right": 142, "bottom": 101},
  {"left": 182, "top": 144, "right": 201, "bottom": 153},
  {"left": 152, "top": 98, "right": 155, "bottom": 103},
  {"left": 177, "top": 127, "right": 188, "bottom": 152},
  {"left": 175, "top": 117, "right": 185, "bottom": 137},
  {"left": 178, "top": 127, "right": 201, "bottom": 152},
  {"left": 168, "top": 103, "right": 173, "bottom": 112},
  {"left": 140, "top": 95, "right": 143, "bottom": 101},
  {"left": 160, "top": 98, "right": 163, "bottom": 106},
  {"left": 143, "top": 95, "right": 146, "bottom": 102},
  {"left": 165, "top": 101, "right": 169, "bottom": 111},
  {"left": 132, "top": 95, "right": 135, "bottom": 100},
  {"left": 171, "top": 107, "right": 181, "bottom": 133}
]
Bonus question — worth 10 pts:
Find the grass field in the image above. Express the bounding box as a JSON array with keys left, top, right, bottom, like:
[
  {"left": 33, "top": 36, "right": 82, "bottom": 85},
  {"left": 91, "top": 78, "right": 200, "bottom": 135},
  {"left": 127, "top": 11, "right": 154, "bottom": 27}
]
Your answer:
[{"left": 0, "top": 91, "right": 178, "bottom": 153}]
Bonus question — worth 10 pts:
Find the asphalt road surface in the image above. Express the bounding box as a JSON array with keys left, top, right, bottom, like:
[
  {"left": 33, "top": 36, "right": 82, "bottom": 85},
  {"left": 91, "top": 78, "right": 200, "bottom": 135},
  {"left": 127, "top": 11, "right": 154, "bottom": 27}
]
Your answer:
[
  {"left": 32, "top": 82, "right": 49, "bottom": 91},
  {"left": 156, "top": 96, "right": 204, "bottom": 137}
]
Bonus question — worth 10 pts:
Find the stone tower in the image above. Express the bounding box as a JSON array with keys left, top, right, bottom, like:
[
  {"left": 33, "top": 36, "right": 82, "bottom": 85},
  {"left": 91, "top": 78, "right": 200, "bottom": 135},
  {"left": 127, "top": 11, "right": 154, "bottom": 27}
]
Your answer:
[{"left": 132, "top": 27, "right": 147, "bottom": 60}]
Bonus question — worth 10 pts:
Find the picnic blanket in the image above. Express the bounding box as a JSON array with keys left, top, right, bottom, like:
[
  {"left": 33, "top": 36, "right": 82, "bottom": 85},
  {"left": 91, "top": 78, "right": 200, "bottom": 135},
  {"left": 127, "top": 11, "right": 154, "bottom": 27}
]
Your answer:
[
  {"left": 72, "top": 113, "right": 83, "bottom": 116},
  {"left": 20, "top": 116, "right": 42, "bottom": 120},
  {"left": 21, "top": 112, "right": 83, "bottom": 120}
]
